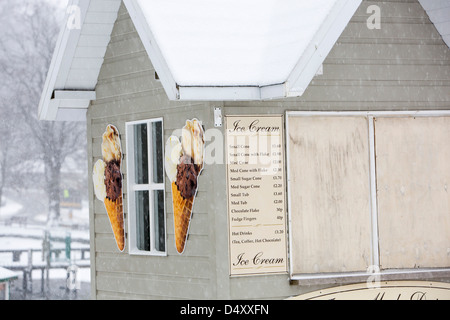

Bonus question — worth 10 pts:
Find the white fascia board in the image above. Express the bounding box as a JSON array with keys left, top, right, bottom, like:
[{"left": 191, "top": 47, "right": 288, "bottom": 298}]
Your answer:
[
  {"left": 178, "top": 83, "right": 286, "bottom": 101},
  {"left": 55, "top": 108, "right": 88, "bottom": 122},
  {"left": 54, "top": 90, "right": 96, "bottom": 109},
  {"left": 38, "top": 0, "right": 91, "bottom": 121},
  {"left": 286, "top": 0, "right": 362, "bottom": 97},
  {"left": 54, "top": 90, "right": 96, "bottom": 101},
  {"left": 179, "top": 86, "right": 260, "bottom": 101},
  {"left": 260, "top": 83, "right": 287, "bottom": 100},
  {"left": 124, "top": 0, "right": 179, "bottom": 100},
  {"left": 50, "top": 90, "right": 95, "bottom": 121}
]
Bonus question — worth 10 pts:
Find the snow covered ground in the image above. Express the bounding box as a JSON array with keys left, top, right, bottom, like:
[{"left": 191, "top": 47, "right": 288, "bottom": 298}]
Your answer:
[
  {"left": 0, "top": 197, "right": 23, "bottom": 218},
  {"left": 0, "top": 195, "right": 91, "bottom": 287},
  {"left": 0, "top": 230, "right": 91, "bottom": 281}
]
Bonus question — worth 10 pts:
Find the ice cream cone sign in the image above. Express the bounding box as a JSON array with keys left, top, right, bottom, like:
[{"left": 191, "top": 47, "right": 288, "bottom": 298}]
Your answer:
[
  {"left": 93, "top": 125, "right": 125, "bottom": 252},
  {"left": 165, "top": 119, "right": 205, "bottom": 254}
]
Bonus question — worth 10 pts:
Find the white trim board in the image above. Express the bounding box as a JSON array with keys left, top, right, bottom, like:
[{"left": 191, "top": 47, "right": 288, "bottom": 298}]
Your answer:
[
  {"left": 38, "top": 0, "right": 91, "bottom": 121},
  {"left": 123, "top": 0, "right": 179, "bottom": 100}
]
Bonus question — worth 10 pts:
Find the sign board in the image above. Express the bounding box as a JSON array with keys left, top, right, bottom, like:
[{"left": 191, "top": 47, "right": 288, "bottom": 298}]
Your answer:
[
  {"left": 289, "top": 281, "right": 450, "bottom": 300},
  {"left": 225, "top": 115, "right": 288, "bottom": 276}
]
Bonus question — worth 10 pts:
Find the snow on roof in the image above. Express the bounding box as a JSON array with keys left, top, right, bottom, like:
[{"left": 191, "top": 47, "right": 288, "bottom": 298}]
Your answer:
[
  {"left": 0, "top": 267, "right": 18, "bottom": 281},
  {"left": 40, "top": 0, "right": 365, "bottom": 120},
  {"left": 38, "top": 0, "right": 450, "bottom": 120},
  {"left": 127, "top": 0, "right": 362, "bottom": 100},
  {"left": 137, "top": 0, "right": 337, "bottom": 87}
]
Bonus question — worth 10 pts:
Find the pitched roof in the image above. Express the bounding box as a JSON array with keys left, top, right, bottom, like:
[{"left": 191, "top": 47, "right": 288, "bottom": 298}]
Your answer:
[
  {"left": 38, "top": 0, "right": 449, "bottom": 121},
  {"left": 38, "top": 0, "right": 121, "bottom": 121}
]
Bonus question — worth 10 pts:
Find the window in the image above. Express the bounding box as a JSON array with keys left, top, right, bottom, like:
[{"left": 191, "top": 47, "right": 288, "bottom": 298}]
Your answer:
[
  {"left": 286, "top": 111, "right": 450, "bottom": 282},
  {"left": 126, "top": 118, "right": 166, "bottom": 255}
]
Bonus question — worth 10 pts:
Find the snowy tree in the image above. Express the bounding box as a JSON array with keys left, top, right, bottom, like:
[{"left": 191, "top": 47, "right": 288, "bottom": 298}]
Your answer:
[{"left": 0, "top": 0, "right": 86, "bottom": 225}]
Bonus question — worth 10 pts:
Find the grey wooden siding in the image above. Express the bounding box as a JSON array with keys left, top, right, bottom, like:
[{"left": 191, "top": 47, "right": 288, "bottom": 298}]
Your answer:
[
  {"left": 88, "top": 3, "right": 217, "bottom": 300},
  {"left": 87, "top": 0, "right": 450, "bottom": 299},
  {"left": 224, "top": 0, "right": 450, "bottom": 299}
]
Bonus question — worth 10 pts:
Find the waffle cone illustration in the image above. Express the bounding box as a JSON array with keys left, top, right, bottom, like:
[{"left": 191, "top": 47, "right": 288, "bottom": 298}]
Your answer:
[
  {"left": 93, "top": 125, "right": 125, "bottom": 252},
  {"left": 171, "top": 182, "right": 194, "bottom": 254},
  {"left": 105, "top": 196, "right": 124, "bottom": 252},
  {"left": 165, "top": 120, "right": 205, "bottom": 254}
]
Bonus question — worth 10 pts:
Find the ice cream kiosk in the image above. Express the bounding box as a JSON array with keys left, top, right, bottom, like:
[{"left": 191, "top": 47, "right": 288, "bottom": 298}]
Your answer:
[{"left": 39, "top": 0, "right": 450, "bottom": 299}]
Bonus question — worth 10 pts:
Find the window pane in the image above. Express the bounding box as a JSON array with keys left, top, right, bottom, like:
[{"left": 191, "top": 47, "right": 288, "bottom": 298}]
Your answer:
[
  {"left": 152, "top": 121, "right": 164, "bottom": 184},
  {"left": 134, "top": 123, "right": 148, "bottom": 184},
  {"left": 135, "top": 191, "right": 150, "bottom": 251},
  {"left": 153, "top": 190, "right": 165, "bottom": 252}
]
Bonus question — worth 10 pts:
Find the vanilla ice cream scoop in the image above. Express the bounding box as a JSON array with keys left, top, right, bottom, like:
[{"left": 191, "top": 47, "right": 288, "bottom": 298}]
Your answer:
[
  {"left": 181, "top": 119, "right": 204, "bottom": 167},
  {"left": 165, "top": 136, "right": 183, "bottom": 183},
  {"left": 191, "top": 119, "right": 205, "bottom": 167},
  {"left": 93, "top": 159, "right": 107, "bottom": 201},
  {"left": 102, "top": 125, "right": 122, "bottom": 163}
]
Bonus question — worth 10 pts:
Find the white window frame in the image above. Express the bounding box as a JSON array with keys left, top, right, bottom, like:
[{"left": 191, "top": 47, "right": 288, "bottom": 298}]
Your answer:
[
  {"left": 126, "top": 117, "right": 167, "bottom": 256},
  {"left": 286, "top": 110, "right": 450, "bottom": 284}
]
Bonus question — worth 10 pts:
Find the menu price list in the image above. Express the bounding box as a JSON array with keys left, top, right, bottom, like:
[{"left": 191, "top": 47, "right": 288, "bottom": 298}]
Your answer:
[{"left": 226, "top": 116, "right": 288, "bottom": 276}]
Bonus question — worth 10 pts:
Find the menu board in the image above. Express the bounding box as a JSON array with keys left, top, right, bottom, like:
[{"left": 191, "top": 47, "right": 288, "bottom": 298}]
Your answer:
[{"left": 225, "top": 115, "right": 288, "bottom": 276}]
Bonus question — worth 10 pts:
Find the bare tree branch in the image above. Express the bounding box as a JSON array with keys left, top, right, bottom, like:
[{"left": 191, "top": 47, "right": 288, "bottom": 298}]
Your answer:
[{"left": 0, "top": 0, "right": 86, "bottom": 224}]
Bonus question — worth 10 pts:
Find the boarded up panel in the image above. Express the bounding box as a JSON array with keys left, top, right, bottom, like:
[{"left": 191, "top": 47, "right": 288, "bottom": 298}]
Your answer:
[
  {"left": 375, "top": 117, "right": 450, "bottom": 269},
  {"left": 288, "top": 116, "right": 372, "bottom": 274}
]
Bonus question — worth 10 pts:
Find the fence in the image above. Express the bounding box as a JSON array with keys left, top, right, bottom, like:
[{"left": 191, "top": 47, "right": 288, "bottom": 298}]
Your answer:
[{"left": 0, "top": 246, "right": 90, "bottom": 295}]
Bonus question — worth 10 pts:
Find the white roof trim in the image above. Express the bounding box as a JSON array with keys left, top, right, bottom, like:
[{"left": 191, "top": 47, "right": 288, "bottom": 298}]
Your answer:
[
  {"left": 54, "top": 90, "right": 96, "bottom": 101},
  {"left": 286, "top": 0, "right": 362, "bottom": 97},
  {"left": 38, "top": 0, "right": 91, "bottom": 121},
  {"left": 124, "top": 0, "right": 179, "bottom": 100},
  {"left": 177, "top": 83, "right": 287, "bottom": 101},
  {"left": 46, "top": 90, "right": 95, "bottom": 122},
  {"left": 39, "top": 0, "right": 449, "bottom": 121}
]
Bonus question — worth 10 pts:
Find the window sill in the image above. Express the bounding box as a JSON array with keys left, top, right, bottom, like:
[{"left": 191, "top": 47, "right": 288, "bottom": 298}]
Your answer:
[
  {"left": 290, "top": 268, "right": 450, "bottom": 286},
  {"left": 128, "top": 249, "right": 167, "bottom": 257}
]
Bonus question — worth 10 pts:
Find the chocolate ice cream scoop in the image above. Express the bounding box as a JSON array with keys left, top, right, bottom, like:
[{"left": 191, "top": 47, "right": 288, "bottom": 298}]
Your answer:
[
  {"left": 176, "top": 155, "right": 200, "bottom": 199},
  {"left": 105, "top": 160, "right": 122, "bottom": 201}
]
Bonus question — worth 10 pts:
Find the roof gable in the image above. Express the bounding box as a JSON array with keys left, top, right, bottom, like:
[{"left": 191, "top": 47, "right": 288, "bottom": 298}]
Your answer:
[
  {"left": 38, "top": 0, "right": 121, "bottom": 121},
  {"left": 136, "top": 0, "right": 340, "bottom": 87},
  {"left": 125, "top": 0, "right": 362, "bottom": 101},
  {"left": 38, "top": 0, "right": 450, "bottom": 121}
]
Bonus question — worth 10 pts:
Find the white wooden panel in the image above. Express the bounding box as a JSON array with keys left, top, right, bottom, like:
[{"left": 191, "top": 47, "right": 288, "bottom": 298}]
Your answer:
[
  {"left": 77, "top": 34, "right": 112, "bottom": 47},
  {"left": 66, "top": 68, "right": 102, "bottom": 82},
  {"left": 81, "top": 23, "right": 116, "bottom": 36},
  {"left": 55, "top": 108, "right": 87, "bottom": 122},
  {"left": 88, "top": 0, "right": 122, "bottom": 13},
  {"left": 71, "top": 57, "right": 104, "bottom": 69},
  {"left": 85, "top": 12, "right": 120, "bottom": 24},
  {"left": 376, "top": 117, "right": 450, "bottom": 270},
  {"left": 74, "top": 46, "right": 108, "bottom": 58},
  {"left": 288, "top": 116, "right": 372, "bottom": 274}
]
